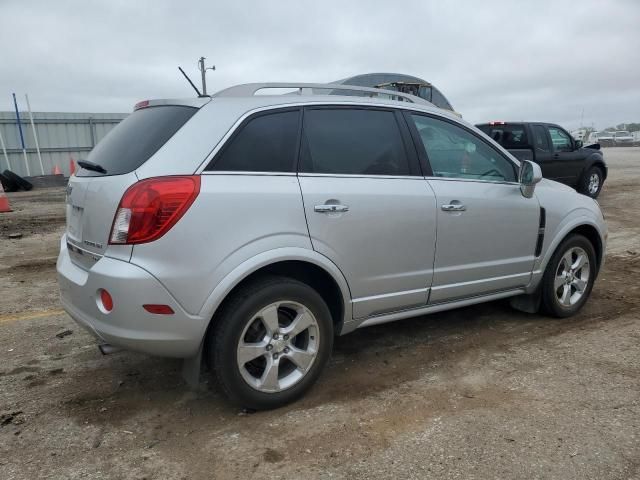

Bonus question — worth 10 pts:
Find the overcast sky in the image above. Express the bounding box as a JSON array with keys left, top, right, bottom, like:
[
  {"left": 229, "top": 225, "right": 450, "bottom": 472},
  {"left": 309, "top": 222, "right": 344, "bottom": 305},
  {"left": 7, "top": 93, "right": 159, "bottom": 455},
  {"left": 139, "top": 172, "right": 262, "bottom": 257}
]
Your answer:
[{"left": 1, "top": 0, "right": 638, "bottom": 130}]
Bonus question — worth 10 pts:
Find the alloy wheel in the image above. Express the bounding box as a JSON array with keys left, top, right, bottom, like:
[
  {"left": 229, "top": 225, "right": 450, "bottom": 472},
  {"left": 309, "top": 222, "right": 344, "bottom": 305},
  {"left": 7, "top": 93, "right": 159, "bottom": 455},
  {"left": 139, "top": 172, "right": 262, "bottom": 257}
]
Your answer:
[
  {"left": 236, "top": 301, "right": 319, "bottom": 393},
  {"left": 554, "top": 246, "right": 590, "bottom": 307},
  {"left": 588, "top": 173, "right": 600, "bottom": 195}
]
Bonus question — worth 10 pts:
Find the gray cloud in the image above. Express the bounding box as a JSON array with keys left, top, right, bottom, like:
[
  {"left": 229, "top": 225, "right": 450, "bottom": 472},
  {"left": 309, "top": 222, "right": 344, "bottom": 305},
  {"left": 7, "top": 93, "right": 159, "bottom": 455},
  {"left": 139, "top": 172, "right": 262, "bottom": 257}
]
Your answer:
[{"left": 1, "top": 0, "right": 638, "bottom": 130}]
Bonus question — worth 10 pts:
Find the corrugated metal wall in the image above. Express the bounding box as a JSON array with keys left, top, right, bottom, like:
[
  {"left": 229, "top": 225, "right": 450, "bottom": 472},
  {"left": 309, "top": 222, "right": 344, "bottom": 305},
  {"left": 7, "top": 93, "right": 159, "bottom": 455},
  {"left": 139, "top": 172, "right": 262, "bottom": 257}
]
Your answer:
[{"left": 0, "top": 111, "right": 127, "bottom": 177}]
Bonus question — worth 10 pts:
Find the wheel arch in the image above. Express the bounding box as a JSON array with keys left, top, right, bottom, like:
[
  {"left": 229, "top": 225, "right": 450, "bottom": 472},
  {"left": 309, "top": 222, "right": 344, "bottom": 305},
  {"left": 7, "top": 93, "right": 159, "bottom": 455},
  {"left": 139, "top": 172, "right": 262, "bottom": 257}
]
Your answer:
[
  {"left": 568, "top": 224, "right": 604, "bottom": 270},
  {"left": 537, "top": 217, "right": 605, "bottom": 280},
  {"left": 198, "top": 248, "right": 353, "bottom": 344},
  {"left": 582, "top": 154, "right": 607, "bottom": 181}
]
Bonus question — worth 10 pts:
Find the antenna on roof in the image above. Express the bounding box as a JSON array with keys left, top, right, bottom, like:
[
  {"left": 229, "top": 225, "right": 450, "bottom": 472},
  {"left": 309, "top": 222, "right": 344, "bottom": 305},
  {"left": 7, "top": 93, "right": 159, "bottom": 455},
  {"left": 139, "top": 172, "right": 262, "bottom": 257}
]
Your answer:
[{"left": 178, "top": 66, "right": 203, "bottom": 97}]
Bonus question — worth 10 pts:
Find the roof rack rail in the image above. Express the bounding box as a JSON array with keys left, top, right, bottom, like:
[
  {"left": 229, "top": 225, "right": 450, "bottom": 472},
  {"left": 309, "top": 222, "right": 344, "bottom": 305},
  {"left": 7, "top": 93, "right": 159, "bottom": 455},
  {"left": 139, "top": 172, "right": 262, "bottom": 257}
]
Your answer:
[{"left": 212, "top": 82, "right": 431, "bottom": 105}]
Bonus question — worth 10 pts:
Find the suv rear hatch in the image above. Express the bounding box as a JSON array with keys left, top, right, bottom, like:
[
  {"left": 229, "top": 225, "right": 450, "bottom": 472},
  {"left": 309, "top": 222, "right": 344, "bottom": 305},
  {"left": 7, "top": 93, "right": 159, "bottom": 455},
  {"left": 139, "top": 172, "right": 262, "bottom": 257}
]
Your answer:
[{"left": 65, "top": 104, "right": 198, "bottom": 270}]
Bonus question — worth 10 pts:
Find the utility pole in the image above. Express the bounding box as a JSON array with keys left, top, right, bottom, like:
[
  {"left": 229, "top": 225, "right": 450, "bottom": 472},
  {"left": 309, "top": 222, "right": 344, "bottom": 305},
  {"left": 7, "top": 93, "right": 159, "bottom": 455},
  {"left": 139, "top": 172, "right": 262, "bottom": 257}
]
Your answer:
[
  {"left": 25, "top": 94, "right": 44, "bottom": 175},
  {"left": 197, "top": 57, "right": 216, "bottom": 96}
]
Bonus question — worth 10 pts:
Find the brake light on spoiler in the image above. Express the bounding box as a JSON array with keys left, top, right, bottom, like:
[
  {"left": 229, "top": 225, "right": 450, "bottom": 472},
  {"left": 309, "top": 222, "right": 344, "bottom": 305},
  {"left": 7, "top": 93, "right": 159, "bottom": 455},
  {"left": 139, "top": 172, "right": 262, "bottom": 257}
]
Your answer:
[
  {"left": 109, "top": 176, "right": 201, "bottom": 245},
  {"left": 489, "top": 121, "right": 506, "bottom": 125},
  {"left": 134, "top": 100, "right": 150, "bottom": 110}
]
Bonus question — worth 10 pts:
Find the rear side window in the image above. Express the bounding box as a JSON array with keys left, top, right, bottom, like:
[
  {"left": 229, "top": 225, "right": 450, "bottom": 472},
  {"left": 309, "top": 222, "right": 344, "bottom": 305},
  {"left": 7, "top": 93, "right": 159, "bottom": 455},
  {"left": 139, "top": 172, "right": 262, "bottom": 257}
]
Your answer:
[
  {"left": 78, "top": 106, "right": 196, "bottom": 177},
  {"left": 208, "top": 110, "right": 300, "bottom": 172},
  {"left": 478, "top": 124, "right": 528, "bottom": 148},
  {"left": 300, "top": 108, "right": 411, "bottom": 176},
  {"left": 532, "top": 125, "right": 550, "bottom": 152}
]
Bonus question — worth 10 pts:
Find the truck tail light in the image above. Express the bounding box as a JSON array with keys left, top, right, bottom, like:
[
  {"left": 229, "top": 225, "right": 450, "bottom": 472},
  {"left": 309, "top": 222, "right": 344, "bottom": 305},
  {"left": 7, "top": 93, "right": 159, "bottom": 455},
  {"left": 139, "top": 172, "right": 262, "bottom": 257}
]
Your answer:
[{"left": 109, "top": 176, "right": 200, "bottom": 245}]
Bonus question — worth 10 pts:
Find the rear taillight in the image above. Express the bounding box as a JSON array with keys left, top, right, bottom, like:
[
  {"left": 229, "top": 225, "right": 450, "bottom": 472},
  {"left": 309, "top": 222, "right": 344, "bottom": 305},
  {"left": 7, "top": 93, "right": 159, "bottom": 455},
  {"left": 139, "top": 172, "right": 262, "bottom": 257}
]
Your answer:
[{"left": 109, "top": 176, "right": 200, "bottom": 245}]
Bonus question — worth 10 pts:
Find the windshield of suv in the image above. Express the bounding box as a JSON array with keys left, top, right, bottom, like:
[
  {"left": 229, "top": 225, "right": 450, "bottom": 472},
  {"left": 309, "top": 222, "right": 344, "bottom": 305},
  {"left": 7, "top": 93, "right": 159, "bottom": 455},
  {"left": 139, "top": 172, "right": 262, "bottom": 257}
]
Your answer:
[
  {"left": 615, "top": 131, "right": 631, "bottom": 136},
  {"left": 77, "top": 105, "right": 197, "bottom": 177}
]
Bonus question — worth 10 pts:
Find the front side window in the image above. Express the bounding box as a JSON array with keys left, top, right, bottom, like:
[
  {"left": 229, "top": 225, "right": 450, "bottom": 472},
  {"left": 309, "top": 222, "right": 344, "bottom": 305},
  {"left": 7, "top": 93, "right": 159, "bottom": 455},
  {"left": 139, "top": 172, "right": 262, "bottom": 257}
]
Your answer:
[
  {"left": 208, "top": 109, "right": 299, "bottom": 172},
  {"left": 547, "top": 127, "right": 572, "bottom": 153},
  {"left": 411, "top": 114, "right": 517, "bottom": 182},
  {"left": 299, "top": 108, "right": 411, "bottom": 176}
]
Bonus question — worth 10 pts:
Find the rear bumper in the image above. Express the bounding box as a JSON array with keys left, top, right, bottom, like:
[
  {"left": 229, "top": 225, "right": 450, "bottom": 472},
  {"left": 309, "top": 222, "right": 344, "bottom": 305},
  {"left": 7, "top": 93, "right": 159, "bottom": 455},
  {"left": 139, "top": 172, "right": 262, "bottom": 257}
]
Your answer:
[{"left": 56, "top": 235, "right": 206, "bottom": 358}]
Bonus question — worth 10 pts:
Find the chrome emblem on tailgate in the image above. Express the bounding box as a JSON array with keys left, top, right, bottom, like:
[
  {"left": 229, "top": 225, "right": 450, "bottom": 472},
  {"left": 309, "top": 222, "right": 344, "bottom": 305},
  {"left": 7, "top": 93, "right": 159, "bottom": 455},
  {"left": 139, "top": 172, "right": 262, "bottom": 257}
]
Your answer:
[{"left": 83, "top": 240, "right": 104, "bottom": 249}]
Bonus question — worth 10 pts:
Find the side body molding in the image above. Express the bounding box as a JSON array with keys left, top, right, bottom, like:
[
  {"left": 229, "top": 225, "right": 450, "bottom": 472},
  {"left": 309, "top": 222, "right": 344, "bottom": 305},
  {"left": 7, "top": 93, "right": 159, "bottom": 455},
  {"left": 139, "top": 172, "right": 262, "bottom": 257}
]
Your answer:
[{"left": 197, "top": 247, "right": 354, "bottom": 337}]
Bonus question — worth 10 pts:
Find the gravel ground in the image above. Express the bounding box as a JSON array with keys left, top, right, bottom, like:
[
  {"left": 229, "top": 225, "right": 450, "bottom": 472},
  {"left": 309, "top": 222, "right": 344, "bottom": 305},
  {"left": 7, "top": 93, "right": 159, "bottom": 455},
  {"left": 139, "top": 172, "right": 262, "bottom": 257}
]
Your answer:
[{"left": 0, "top": 147, "right": 639, "bottom": 479}]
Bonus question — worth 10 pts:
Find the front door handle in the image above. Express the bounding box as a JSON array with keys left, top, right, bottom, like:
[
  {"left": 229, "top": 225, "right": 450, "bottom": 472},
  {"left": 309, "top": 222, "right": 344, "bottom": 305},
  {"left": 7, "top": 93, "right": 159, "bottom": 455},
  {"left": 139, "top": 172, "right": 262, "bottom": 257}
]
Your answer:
[
  {"left": 441, "top": 203, "right": 466, "bottom": 212},
  {"left": 314, "top": 204, "right": 349, "bottom": 213}
]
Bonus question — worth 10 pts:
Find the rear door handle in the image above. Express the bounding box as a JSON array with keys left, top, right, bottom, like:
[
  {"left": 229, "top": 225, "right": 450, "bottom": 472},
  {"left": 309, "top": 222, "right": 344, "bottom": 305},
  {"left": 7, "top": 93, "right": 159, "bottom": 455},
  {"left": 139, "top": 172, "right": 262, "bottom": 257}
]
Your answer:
[
  {"left": 441, "top": 204, "right": 466, "bottom": 212},
  {"left": 314, "top": 204, "right": 349, "bottom": 213}
]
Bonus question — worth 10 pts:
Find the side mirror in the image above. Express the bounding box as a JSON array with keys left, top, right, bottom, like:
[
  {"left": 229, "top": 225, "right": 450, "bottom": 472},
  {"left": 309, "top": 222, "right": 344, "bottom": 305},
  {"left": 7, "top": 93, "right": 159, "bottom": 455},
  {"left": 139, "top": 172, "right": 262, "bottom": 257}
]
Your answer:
[
  {"left": 519, "top": 160, "right": 542, "bottom": 198},
  {"left": 575, "top": 139, "right": 583, "bottom": 149}
]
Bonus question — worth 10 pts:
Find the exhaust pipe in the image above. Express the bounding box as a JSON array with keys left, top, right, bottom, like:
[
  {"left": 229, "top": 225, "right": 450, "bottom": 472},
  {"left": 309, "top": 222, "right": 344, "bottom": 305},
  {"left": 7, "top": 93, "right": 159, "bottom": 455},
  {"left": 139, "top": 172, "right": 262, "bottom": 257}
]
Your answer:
[{"left": 98, "top": 343, "right": 122, "bottom": 355}]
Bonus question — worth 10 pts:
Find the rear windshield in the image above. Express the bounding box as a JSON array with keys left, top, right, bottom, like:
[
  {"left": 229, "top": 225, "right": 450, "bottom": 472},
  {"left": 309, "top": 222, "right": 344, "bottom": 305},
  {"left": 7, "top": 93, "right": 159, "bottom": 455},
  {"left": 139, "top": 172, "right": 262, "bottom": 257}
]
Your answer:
[
  {"left": 77, "top": 105, "right": 197, "bottom": 176},
  {"left": 478, "top": 124, "right": 529, "bottom": 148}
]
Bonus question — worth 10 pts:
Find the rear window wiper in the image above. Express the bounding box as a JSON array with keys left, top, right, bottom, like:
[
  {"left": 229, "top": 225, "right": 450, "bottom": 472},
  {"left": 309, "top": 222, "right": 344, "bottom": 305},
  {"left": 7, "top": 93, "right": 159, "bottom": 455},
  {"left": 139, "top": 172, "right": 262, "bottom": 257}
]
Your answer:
[{"left": 77, "top": 160, "right": 108, "bottom": 174}]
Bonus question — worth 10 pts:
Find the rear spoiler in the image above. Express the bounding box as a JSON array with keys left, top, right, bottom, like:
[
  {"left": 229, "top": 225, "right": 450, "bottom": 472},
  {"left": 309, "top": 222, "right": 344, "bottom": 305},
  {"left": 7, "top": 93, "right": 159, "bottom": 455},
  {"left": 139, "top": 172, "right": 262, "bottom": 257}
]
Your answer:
[{"left": 133, "top": 98, "right": 210, "bottom": 111}]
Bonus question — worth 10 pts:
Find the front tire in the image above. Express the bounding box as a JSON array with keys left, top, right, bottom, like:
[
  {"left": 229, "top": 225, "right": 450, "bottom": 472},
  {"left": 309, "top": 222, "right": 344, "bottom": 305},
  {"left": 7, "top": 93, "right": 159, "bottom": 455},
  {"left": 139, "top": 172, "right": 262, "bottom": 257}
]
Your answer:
[
  {"left": 540, "top": 234, "right": 597, "bottom": 318},
  {"left": 209, "top": 275, "right": 333, "bottom": 410},
  {"left": 579, "top": 166, "right": 603, "bottom": 198}
]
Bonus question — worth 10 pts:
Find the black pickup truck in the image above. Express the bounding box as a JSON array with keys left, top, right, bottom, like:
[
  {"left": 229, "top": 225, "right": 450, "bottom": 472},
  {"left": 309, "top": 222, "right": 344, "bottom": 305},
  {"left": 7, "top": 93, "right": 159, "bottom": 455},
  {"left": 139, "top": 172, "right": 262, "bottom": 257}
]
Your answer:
[{"left": 476, "top": 122, "right": 607, "bottom": 198}]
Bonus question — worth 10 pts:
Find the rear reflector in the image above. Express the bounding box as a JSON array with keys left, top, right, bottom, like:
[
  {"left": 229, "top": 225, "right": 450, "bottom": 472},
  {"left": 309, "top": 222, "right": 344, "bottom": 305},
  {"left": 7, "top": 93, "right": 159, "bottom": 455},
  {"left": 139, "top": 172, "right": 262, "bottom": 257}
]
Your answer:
[
  {"left": 100, "top": 289, "right": 113, "bottom": 312},
  {"left": 143, "top": 304, "right": 175, "bottom": 315},
  {"left": 109, "top": 176, "right": 200, "bottom": 245}
]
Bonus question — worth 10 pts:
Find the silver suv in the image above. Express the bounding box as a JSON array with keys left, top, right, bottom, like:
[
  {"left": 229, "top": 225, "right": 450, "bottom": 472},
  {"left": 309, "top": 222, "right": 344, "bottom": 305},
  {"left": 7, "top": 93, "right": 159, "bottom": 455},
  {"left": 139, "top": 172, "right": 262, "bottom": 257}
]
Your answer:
[{"left": 57, "top": 83, "right": 607, "bottom": 409}]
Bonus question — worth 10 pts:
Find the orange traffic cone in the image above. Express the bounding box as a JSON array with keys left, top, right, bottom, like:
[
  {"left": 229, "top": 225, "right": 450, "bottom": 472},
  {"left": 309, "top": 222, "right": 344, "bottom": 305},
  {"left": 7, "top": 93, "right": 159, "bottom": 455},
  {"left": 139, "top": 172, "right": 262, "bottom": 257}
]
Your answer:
[
  {"left": 69, "top": 157, "right": 76, "bottom": 176},
  {"left": 53, "top": 164, "right": 62, "bottom": 175},
  {"left": 0, "top": 182, "right": 12, "bottom": 213}
]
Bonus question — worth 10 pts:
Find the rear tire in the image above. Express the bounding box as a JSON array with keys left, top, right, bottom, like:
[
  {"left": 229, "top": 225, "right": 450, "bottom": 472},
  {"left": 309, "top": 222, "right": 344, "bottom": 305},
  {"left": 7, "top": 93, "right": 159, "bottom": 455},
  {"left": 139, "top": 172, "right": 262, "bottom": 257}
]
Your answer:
[
  {"left": 540, "top": 234, "right": 597, "bottom": 318},
  {"left": 579, "top": 166, "right": 603, "bottom": 198},
  {"left": 209, "top": 275, "right": 333, "bottom": 410}
]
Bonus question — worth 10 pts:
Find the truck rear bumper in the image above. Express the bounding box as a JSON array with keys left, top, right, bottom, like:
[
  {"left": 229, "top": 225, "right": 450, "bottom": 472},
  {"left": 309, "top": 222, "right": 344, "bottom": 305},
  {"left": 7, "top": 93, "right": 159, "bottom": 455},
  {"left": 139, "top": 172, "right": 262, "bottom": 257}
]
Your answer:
[{"left": 57, "top": 235, "right": 206, "bottom": 358}]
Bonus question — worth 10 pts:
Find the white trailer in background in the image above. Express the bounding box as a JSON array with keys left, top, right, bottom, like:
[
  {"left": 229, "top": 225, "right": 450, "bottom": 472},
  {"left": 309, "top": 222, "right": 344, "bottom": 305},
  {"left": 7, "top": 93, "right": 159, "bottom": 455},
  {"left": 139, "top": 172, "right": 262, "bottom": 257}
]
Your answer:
[{"left": 571, "top": 128, "right": 588, "bottom": 141}]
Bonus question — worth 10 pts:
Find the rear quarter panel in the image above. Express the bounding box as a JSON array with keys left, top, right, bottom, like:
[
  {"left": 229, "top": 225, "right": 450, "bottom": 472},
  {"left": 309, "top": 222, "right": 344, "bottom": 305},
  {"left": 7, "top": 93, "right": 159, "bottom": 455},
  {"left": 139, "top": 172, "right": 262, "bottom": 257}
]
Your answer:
[{"left": 128, "top": 174, "right": 313, "bottom": 315}]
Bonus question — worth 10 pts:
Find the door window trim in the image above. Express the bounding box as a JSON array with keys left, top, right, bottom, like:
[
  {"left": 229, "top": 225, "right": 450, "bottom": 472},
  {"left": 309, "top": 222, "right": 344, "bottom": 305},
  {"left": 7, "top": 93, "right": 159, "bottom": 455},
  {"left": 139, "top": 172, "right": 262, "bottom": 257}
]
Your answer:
[
  {"left": 298, "top": 105, "right": 423, "bottom": 177},
  {"left": 403, "top": 110, "right": 520, "bottom": 184}
]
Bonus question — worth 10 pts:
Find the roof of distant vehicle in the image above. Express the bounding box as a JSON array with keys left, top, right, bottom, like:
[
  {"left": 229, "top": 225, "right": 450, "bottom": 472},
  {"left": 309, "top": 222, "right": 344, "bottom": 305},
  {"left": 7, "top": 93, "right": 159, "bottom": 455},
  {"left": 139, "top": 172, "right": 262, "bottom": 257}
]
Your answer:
[{"left": 331, "top": 72, "right": 456, "bottom": 113}]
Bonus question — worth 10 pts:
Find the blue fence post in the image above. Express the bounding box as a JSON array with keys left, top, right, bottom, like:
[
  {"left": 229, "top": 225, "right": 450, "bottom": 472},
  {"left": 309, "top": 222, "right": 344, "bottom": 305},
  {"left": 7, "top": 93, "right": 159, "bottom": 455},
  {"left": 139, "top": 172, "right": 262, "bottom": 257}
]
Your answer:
[{"left": 12, "top": 93, "right": 30, "bottom": 176}]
